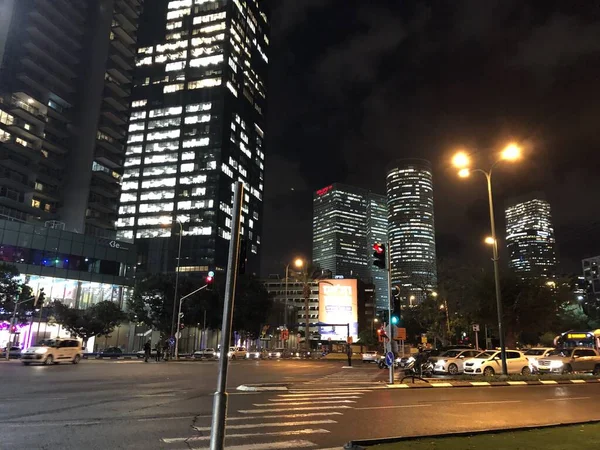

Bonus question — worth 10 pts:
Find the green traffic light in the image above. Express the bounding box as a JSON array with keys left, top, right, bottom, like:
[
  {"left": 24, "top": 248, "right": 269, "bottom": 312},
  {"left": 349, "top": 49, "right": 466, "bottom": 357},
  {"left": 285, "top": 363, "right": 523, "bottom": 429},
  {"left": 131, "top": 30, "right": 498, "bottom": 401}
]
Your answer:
[{"left": 391, "top": 316, "right": 399, "bottom": 325}]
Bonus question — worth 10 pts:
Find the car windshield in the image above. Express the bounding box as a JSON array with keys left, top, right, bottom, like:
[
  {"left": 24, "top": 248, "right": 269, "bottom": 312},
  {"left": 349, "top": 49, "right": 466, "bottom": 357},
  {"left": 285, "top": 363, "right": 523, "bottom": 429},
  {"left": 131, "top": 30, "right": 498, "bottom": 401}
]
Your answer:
[
  {"left": 37, "top": 339, "right": 55, "bottom": 347},
  {"left": 475, "top": 351, "right": 496, "bottom": 359},
  {"left": 525, "top": 349, "right": 548, "bottom": 356},
  {"left": 549, "top": 349, "right": 571, "bottom": 357},
  {"left": 440, "top": 350, "right": 462, "bottom": 358}
]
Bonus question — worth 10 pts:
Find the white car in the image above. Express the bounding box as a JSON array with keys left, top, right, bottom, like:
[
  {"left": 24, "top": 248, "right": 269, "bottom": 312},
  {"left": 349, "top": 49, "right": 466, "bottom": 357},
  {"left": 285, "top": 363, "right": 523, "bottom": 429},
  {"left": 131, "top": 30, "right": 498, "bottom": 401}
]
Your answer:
[
  {"left": 21, "top": 338, "right": 83, "bottom": 365},
  {"left": 193, "top": 348, "right": 216, "bottom": 359},
  {"left": 463, "top": 350, "right": 531, "bottom": 376},
  {"left": 362, "top": 351, "right": 380, "bottom": 363},
  {"left": 216, "top": 347, "right": 247, "bottom": 359},
  {"left": 523, "top": 347, "right": 554, "bottom": 372},
  {"left": 432, "top": 349, "right": 481, "bottom": 375}
]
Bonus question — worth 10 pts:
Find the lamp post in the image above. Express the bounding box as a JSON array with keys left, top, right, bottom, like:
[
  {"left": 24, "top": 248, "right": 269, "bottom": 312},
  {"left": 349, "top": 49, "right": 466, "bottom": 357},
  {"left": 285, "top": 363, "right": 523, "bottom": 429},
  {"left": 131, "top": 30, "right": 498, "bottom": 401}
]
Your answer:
[
  {"left": 163, "top": 218, "right": 183, "bottom": 352},
  {"left": 452, "top": 143, "right": 521, "bottom": 376},
  {"left": 175, "top": 283, "right": 210, "bottom": 359},
  {"left": 284, "top": 258, "right": 303, "bottom": 347}
]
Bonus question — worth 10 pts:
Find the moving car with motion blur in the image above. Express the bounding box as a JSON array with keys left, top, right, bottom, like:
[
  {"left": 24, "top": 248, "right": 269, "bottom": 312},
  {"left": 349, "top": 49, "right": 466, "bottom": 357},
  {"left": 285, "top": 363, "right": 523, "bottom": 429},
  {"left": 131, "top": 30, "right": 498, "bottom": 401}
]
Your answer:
[
  {"left": 193, "top": 348, "right": 216, "bottom": 359},
  {"left": 21, "top": 338, "right": 82, "bottom": 365},
  {"left": 268, "top": 347, "right": 288, "bottom": 359},
  {"left": 245, "top": 349, "right": 266, "bottom": 359},
  {"left": 463, "top": 350, "right": 531, "bottom": 376},
  {"left": 362, "top": 351, "right": 380, "bottom": 363},
  {"left": 536, "top": 348, "right": 600, "bottom": 374},
  {"left": 523, "top": 347, "right": 554, "bottom": 372},
  {"left": 0, "top": 346, "right": 21, "bottom": 359},
  {"left": 98, "top": 347, "right": 123, "bottom": 358}
]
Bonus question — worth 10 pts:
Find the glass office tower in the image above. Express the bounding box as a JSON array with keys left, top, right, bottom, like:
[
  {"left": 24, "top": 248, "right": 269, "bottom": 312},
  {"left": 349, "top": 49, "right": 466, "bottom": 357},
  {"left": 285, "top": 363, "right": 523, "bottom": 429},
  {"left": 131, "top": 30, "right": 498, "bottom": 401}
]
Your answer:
[{"left": 117, "top": 0, "right": 268, "bottom": 275}]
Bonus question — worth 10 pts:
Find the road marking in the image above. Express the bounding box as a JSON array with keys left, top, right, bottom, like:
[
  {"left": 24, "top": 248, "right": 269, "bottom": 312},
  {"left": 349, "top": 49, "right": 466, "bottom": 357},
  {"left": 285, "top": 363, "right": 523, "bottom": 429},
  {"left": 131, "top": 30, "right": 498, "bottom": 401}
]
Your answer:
[
  {"left": 254, "top": 400, "right": 355, "bottom": 406},
  {"left": 459, "top": 400, "right": 522, "bottom": 405},
  {"left": 279, "top": 391, "right": 368, "bottom": 397},
  {"left": 138, "top": 415, "right": 197, "bottom": 422},
  {"left": 507, "top": 381, "right": 527, "bottom": 385},
  {"left": 387, "top": 384, "right": 410, "bottom": 388},
  {"left": 227, "top": 412, "right": 343, "bottom": 420},
  {"left": 134, "top": 393, "right": 177, "bottom": 397},
  {"left": 239, "top": 406, "right": 351, "bottom": 414},
  {"left": 189, "top": 440, "right": 317, "bottom": 450},
  {"left": 470, "top": 382, "right": 491, "bottom": 386},
  {"left": 545, "top": 396, "right": 591, "bottom": 401},
  {"left": 193, "top": 419, "right": 337, "bottom": 431},
  {"left": 570, "top": 379, "right": 586, "bottom": 384},
  {"left": 540, "top": 380, "right": 558, "bottom": 384},
  {"left": 430, "top": 383, "right": 453, "bottom": 387},
  {"left": 355, "top": 404, "right": 432, "bottom": 410},
  {"left": 162, "top": 428, "right": 330, "bottom": 443},
  {"left": 269, "top": 396, "right": 360, "bottom": 402},
  {"left": 4, "top": 421, "right": 102, "bottom": 428}
]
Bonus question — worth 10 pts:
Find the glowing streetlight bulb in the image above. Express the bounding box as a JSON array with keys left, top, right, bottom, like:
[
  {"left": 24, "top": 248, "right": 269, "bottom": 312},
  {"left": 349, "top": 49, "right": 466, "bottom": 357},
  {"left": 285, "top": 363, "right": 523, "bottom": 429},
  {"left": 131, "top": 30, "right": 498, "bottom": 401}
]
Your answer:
[
  {"left": 501, "top": 144, "right": 521, "bottom": 161},
  {"left": 458, "top": 168, "right": 470, "bottom": 178},
  {"left": 452, "top": 152, "right": 470, "bottom": 168},
  {"left": 484, "top": 236, "right": 495, "bottom": 245},
  {"left": 294, "top": 258, "right": 304, "bottom": 268}
]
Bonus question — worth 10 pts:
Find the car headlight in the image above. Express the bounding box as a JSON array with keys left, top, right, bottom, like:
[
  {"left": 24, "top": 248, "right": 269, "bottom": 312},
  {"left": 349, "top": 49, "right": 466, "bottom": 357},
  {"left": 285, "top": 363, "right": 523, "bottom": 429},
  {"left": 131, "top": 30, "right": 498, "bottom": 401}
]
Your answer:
[
  {"left": 276, "top": 352, "right": 281, "bottom": 357},
  {"left": 530, "top": 359, "right": 539, "bottom": 367},
  {"left": 437, "top": 359, "right": 446, "bottom": 366},
  {"left": 216, "top": 352, "right": 221, "bottom": 358},
  {"left": 550, "top": 361, "right": 564, "bottom": 368},
  {"left": 35, "top": 348, "right": 48, "bottom": 354},
  {"left": 407, "top": 357, "right": 415, "bottom": 363}
]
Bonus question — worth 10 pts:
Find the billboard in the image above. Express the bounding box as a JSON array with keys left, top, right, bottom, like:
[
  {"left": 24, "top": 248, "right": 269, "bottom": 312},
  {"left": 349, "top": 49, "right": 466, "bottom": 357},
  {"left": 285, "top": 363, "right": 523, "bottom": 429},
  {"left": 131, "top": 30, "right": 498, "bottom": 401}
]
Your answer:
[{"left": 318, "top": 279, "right": 358, "bottom": 342}]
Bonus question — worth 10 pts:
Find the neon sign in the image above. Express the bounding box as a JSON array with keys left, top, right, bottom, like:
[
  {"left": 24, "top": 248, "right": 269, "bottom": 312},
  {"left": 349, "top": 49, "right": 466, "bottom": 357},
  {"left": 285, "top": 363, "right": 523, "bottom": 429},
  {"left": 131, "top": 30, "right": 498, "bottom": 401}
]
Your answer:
[{"left": 316, "top": 185, "right": 333, "bottom": 196}]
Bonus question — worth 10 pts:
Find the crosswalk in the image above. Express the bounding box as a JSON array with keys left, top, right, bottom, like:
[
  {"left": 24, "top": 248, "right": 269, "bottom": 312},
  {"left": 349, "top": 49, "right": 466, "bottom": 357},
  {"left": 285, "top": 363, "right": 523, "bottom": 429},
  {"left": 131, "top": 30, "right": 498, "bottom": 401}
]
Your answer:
[
  {"left": 160, "top": 387, "right": 374, "bottom": 449},
  {"left": 302, "top": 368, "right": 386, "bottom": 386}
]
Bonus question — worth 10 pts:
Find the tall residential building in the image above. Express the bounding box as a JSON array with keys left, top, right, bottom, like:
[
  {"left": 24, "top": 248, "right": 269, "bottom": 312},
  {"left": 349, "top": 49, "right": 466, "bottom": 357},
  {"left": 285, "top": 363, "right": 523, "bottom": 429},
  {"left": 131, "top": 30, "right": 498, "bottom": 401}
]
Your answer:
[
  {"left": 505, "top": 194, "right": 557, "bottom": 278},
  {"left": 582, "top": 256, "right": 600, "bottom": 320},
  {"left": 312, "top": 183, "right": 389, "bottom": 310},
  {"left": 0, "top": 0, "right": 142, "bottom": 237},
  {"left": 386, "top": 159, "right": 436, "bottom": 304},
  {"left": 116, "top": 0, "right": 268, "bottom": 276},
  {"left": 366, "top": 192, "right": 389, "bottom": 310}
]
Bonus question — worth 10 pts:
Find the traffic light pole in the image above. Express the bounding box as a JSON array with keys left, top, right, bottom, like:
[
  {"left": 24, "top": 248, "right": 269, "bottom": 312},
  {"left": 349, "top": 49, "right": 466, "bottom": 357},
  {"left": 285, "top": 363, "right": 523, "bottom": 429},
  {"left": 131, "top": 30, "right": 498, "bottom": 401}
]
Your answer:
[
  {"left": 175, "top": 284, "right": 210, "bottom": 360},
  {"left": 386, "top": 246, "right": 393, "bottom": 385}
]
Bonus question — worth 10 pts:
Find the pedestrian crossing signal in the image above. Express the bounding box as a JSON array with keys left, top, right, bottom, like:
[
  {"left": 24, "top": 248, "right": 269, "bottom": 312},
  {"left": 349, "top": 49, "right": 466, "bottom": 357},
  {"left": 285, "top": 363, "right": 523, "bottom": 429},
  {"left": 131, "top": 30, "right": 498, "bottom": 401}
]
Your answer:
[{"left": 372, "top": 243, "right": 386, "bottom": 269}]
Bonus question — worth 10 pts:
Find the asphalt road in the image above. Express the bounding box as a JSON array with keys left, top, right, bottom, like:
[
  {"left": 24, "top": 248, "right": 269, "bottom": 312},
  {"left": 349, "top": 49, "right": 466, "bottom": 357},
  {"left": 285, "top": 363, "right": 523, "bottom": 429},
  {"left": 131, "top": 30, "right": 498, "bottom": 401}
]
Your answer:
[{"left": 2, "top": 359, "right": 600, "bottom": 449}]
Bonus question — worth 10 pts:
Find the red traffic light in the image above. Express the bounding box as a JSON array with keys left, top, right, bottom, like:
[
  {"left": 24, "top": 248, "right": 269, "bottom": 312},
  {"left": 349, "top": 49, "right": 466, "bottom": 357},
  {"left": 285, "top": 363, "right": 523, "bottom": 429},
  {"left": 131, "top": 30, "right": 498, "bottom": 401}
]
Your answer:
[
  {"left": 373, "top": 243, "right": 384, "bottom": 254},
  {"left": 206, "top": 276, "right": 213, "bottom": 283}
]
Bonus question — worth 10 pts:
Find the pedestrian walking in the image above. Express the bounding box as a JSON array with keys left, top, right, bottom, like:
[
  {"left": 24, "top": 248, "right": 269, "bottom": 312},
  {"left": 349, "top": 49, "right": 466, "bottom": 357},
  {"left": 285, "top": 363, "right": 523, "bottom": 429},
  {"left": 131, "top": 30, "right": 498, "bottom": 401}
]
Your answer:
[
  {"left": 143, "top": 340, "right": 151, "bottom": 363},
  {"left": 163, "top": 341, "right": 169, "bottom": 361},
  {"left": 155, "top": 342, "right": 162, "bottom": 362}
]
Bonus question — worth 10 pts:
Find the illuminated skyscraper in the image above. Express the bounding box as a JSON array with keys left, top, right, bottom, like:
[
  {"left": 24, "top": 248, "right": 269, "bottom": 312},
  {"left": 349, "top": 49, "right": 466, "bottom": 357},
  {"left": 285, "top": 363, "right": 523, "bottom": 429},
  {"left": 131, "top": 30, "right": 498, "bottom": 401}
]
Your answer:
[
  {"left": 386, "top": 159, "right": 436, "bottom": 304},
  {"left": 117, "top": 0, "right": 268, "bottom": 275},
  {"left": 312, "top": 184, "right": 388, "bottom": 310},
  {"left": 505, "top": 194, "right": 557, "bottom": 278},
  {"left": 0, "top": 0, "right": 142, "bottom": 237}
]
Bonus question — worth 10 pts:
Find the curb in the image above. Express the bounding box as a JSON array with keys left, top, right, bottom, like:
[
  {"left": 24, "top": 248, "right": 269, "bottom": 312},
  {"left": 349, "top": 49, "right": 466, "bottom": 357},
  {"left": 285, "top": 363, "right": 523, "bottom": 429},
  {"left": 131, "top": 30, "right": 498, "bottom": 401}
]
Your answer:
[
  {"left": 344, "top": 419, "right": 600, "bottom": 449},
  {"left": 237, "top": 384, "right": 289, "bottom": 392},
  {"left": 387, "top": 378, "right": 600, "bottom": 389}
]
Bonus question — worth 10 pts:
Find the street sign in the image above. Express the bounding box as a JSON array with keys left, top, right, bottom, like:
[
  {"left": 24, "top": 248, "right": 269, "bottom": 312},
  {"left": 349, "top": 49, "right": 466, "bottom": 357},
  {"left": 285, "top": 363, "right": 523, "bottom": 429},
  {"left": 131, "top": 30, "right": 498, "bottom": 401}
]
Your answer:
[
  {"left": 396, "top": 327, "right": 407, "bottom": 340},
  {"left": 472, "top": 324, "right": 480, "bottom": 332},
  {"left": 168, "top": 337, "right": 175, "bottom": 346},
  {"left": 385, "top": 351, "right": 394, "bottom": 366},
  {"left": 281, "top": 330, "right": 289, "bottom": 340},
  {"left": 421, "top": 334, "right": 428, "bottom": 344}
]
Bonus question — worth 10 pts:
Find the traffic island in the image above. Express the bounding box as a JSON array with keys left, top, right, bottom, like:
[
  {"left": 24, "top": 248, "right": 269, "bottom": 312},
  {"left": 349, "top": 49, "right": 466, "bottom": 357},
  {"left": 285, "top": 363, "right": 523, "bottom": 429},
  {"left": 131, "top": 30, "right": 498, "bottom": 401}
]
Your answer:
[
  {"left": 236, "top": 383, "right": 290, "bottom": 392},
  {"left": 344, "top": 420, "right": 600, "bottom": 449}
]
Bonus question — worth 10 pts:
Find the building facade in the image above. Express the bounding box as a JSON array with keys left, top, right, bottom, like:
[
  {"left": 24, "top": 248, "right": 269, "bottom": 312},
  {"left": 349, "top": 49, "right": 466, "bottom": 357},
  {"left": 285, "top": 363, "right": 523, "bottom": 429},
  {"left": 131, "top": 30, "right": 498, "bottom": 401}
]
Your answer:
[
  {"left": 0, "top": 0, "right": 142, "bottom": 238},
  {"left": 582, "top": 256, "right": 600, "bottom": 320},
  {"left": 312, "top": 183, "right": 389, "bottom": 310},
  {"left": 505, "top": 194, "right": 557, "bottom": 278},
  {"left": 116, "top": 0, "right": 268, "bottom": 277},
  {"left": 386, "top": 159, "right": 436, "bottom": 304}
]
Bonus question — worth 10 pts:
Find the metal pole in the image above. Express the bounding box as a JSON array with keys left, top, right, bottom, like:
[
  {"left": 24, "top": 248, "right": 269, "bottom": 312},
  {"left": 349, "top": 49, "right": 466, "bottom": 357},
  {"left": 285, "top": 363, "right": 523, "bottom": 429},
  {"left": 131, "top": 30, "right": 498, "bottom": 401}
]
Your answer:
[
  {"left": 284, "top": 264, "right": 288, "bottom": 348},
  {"left": 346, "top": 323, "right": 351, "bottom": 367},
  {"left": 176, "top": 284, "right": 209, "bottom": 359},
  {"left": 35, "top": 305, "right": 43, "bottom": 345},
  {"left": 202, "top": 309, "right": 207, "bottom": 349},
  {"left": 210, "top": 181, "right": 244, "bottom": 450},
  {"left": 170, "top": 220, "right": 183, "bottom": 353},
  {"left": 6, "top": 299, "right": 18, "bottom": 360},
  {"left": 486, "top": 172, "right": 508, "bottom": 376},
  {"left": 386, "top": 243, "right": 393, "bottom": 384}
]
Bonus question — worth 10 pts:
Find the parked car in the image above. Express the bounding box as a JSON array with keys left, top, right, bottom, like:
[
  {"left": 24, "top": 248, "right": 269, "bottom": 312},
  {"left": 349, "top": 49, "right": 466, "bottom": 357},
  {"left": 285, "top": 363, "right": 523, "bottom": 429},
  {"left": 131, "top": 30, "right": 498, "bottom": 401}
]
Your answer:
[
  {"left": 216, "top": 347, "right": 247, "bottom": 359},
  {"left": 193, "top": 348, "right": 216, "bottom": 359},
  {"left": 21, "top": 338, "right": 82, "bottom": 365},
  {"left": 246, "top": 349, "right": 266, "bottom": 359},
  {"left": 536, "top": 347, "right": 600, "bottom": 374},
  {"left": 463, "top": 350, "right": 531, "bottom": 376},
  {"left": 523, "top": 347, "right": 554, "bottom": 372},
  {"left": 0, "top": 346, "right": 21, "bottom": 359},
  {"left": 432, "top": 349, "right": 481, "bottom": 375},
  {"left": 98, "top": 347, "right": 123, "bottom": 357},
  {"left": 362, "top": 351, "right": 380, "bottom": 363}
]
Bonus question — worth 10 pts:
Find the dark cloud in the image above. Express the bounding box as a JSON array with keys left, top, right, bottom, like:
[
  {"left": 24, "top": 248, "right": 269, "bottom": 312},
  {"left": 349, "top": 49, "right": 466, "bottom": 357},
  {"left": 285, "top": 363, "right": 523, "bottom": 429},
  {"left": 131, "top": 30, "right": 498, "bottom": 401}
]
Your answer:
[{"left": 261, "top": 0, "right": 600, "bottom": 276}]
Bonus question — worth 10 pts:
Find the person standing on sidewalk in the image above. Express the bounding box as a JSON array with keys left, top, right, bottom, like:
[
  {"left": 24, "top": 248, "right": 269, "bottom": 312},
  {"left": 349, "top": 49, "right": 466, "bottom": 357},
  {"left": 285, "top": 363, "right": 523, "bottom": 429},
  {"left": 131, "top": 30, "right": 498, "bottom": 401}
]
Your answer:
[
  {"left": 154, "top": 342, "right": 162, "bottom": 362},
  {"left": 143, "top": 340, "right": 151, "bottom": 363}
]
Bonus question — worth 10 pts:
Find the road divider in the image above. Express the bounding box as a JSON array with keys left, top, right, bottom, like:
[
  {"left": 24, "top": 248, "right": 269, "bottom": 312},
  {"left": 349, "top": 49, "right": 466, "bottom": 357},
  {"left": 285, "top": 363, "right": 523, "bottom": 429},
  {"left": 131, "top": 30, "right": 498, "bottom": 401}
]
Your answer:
[{"left": 386, "top": 378, "right": 600, "bottom": 389}]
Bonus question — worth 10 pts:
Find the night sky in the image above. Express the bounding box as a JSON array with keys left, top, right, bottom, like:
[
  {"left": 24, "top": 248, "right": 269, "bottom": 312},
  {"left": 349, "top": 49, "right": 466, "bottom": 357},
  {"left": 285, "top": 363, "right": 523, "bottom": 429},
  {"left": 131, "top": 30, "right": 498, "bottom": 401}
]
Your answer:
[{"left": 260, "top": 0, "right": 600, "bottom": 276}]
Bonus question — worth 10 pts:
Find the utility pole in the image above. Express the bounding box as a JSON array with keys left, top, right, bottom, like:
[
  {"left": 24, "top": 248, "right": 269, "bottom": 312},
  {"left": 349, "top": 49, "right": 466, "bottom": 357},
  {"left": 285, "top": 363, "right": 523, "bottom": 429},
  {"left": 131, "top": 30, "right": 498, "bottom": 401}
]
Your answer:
[
  {"left": 386, "top": 243, "right": 393, "bottom": 385},
  {"left": 209, "top": 181, "right": 244, "bottom": 450}
]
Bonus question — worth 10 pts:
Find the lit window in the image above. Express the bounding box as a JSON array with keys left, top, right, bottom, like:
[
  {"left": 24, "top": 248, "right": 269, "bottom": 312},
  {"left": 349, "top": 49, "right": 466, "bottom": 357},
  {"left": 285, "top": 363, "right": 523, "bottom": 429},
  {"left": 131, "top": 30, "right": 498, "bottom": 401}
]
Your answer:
[
  {"left": 140, "top": 190, "right": 175, "bottom": 201},
  {"left": 136, "top": 56, "right": 152, "bottom": 66},
  {"left": 191, "top": 34, "right": 225, "bottom": 47},
  {"left": 181, "top": 163, "right": 195, "bottom": 172},
  {"left": 145, "top": 153, "right": 178, "bottom": 164},
  {"left": 145, "top": 141, "right": 180, "bottom": 153},
  {"left": 141, "top": 178, "right": 176, "bottom": 189},
  {"left": 139, "top": 202, "right": 174, "bottom": 213},
  {"left": 148, "top": 117, "right": 181, "bottom": 129},
  {"left": 166, "top": 8, "right": 191, "bottom": 20},
  {"left": 194, "top": 22, "right": 226, "bottom": 34},
  {"left": 186, "top": 103, "right": 212, "bottom": 112},
  {"left": 221, "top": 163, "right": 234, "bottom": 178},
  {"left": 190, "top": 54, "right": 224, "bottom": 67},
  {"left": 182, "top": 151, "right": 195, "bottom": 160},
  {"left": 192, "top": 12, "right": 226, "bottom": 25},
  {"left": 192, "top": 187, "right": 206, "bottom": 196},
  {"left": 166, "top": 61, "right": 186, "bottom": 72},
  {"left": 147, "top": 129, "right": 180, "bottom": 141},
  {"left": 128, "top": 122, "right": 145, "bottom": 132},
  {"left": 226, "top": 81, "right": 238, "bottom": 97},
  {"left": 180, "top": 175, "right": 207, "bottom": 184},
  {"left": 131, "top": 110, "right": 147, "bottom": 120},
  {"left": 166, "top": 21, "right": 182, "bottom": 30},
  {"left": 138, "top": 46, "right": 154, "bottom": 55},
  {"left": 127, "top": 133, "right": 144, "bottom": 143},
  {"left": 136, "top": 229, "right": 171, "bottom": 239},
  {"left": 164, "top": 83, "right": 185, "bottom": 93},
  {"left": 184, "top": 114, "right": 211, "bottom": 124},
  {"left": 188, "top": 78, "right": 221, "bottom": 89},
  {"left": 149, "top": 106, "right": 182, "bottom": 118},
  {"left": 119, "top": 192, "right": 137, "bottom": 203},
  {"left": 168, "top": 0, "right": 191, "bottom": 9},
  {"left": 121, "top": 181, "right": 139, "bottom": 191},
  {"left": 124, "top": 157, "right": 141, "bottom": 167},
  {"left": 0, "top": 129, "right": 11, "bottom": 142},
  {"left": 187, "top": 226, "right": 212, "bottom": 236},
  {"left": 182, "top": 137, "right": 210, "bottom": 148},
  {"left": 117, "top": 230, "right": 134, "bottom": 240},
  {"left": 132, "top": 100, "right": 147, "bottom": 108},
  {"left": 143, "top": 165, "right": 177, "bottom": 176},
  {"left": 117, "top": 217, "right": 135, "bottom": 227}
]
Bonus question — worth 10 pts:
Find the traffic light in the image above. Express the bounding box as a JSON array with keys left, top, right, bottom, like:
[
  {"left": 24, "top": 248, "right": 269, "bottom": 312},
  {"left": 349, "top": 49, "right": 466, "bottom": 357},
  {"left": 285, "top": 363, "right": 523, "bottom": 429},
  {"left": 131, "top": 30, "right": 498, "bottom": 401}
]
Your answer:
[
  {"left": 391, "top": 292, "right": 401, "bottom": 326},
  {"left": 206, "top": 270, "right": 215, "bottom": 284},
  {"left": 372, "top": 243, "right": 386, "bottom": 269},
  {"left": 34, "top": 288, "right": 45, "bottom": 307},
  {"left": 238, "top": 238, "right": 247, "bottom": 274}
]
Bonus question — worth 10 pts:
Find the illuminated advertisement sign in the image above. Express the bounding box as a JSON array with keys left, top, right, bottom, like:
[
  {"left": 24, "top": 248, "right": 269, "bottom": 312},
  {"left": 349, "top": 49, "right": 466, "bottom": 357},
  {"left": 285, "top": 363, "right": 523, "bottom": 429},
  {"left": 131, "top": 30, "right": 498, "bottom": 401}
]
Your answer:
[{"left": 318, "top": 279, "right": 358, "bottom": 342}]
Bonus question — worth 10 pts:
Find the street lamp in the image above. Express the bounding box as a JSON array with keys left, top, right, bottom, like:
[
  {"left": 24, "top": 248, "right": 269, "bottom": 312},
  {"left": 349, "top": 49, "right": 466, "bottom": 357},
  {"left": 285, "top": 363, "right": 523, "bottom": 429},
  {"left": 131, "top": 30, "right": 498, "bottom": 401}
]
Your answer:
[
  {"left": 284, "top": 258, "right": 303, "bottom": 347},
  {"left": 452, "top": 143, "right": 522, "bottom": 376},
  {"left": 161, "top": 217, "right": 184, "bottom": 350}
]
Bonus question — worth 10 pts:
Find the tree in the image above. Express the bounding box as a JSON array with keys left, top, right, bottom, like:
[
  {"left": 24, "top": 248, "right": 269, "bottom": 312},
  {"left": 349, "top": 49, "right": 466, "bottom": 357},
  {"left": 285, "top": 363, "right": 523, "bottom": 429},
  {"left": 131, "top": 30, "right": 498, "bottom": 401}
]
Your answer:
[
  {"left": 232, "top": 275, "right": 273, "bottom": 341},
  {"left": 53, "top": 301, "right": 126, "bottom": 346},
  {"left": 0, "top": 263, "right": 34, "bottom": 323},
  {"left": 358, "top": 328, "right": 378, "bottom": 350}
]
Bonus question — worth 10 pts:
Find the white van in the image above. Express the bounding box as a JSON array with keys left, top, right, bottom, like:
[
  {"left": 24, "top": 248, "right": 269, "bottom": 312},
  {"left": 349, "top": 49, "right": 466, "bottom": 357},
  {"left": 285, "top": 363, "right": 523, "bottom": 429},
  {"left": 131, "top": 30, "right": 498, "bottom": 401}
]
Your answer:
[{"left": 21, "top": 338, "right": 83, "bottom": 365}]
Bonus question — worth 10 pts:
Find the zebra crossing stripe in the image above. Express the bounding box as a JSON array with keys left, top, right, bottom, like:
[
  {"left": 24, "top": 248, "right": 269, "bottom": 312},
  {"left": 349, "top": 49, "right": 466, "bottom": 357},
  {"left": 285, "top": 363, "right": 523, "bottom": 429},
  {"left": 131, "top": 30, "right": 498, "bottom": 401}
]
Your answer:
[
  {"left": 253, "top": 400, "right": 355, "bottom": 406},
  {"left": 193, "top": 419, "right": 337, "bottom": 431},
  {"left": 239, "top": 405, "right": 351, "bottom": 413},
  {"left": 268, "top": 396, "right": 360, "bottom": 402},
  {"left": 162, "top": 428, "right": 330, "bottom": 443},
  {"left": 186, "top": 439, "right": 317, "bottom": 450},
  {"left": 227, "top": 412, "right": 343, "bottom": 420}
]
